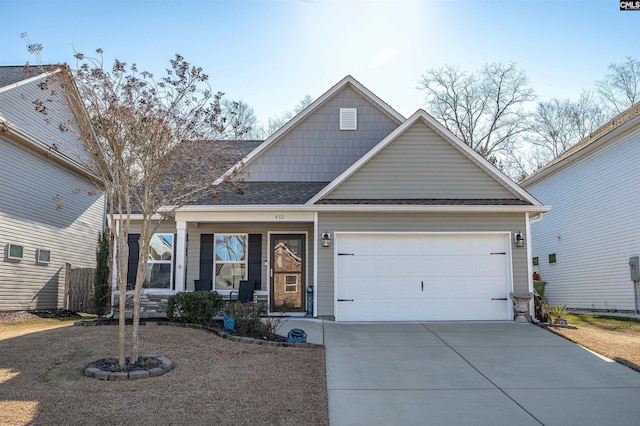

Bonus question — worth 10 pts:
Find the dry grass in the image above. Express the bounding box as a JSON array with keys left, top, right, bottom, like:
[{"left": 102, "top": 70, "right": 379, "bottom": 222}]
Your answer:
[
  {"left": 0, "top": 320, "right": 328, "bottom": 426},
  {"left": 544, "top": 313, "right": 640, "bottom": 372}
]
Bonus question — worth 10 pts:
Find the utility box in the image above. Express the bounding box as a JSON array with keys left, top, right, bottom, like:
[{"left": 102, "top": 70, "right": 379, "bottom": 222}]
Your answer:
[{"left": 630, "top": 256, "right": 640, "bottom": 281}]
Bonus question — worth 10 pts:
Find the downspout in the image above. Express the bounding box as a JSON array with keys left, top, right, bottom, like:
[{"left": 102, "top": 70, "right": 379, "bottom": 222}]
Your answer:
[
  {"left": 526, "top": 211, "right": 545, "bottom": 323},
  {"left": 529, "top": 212, "right": 545, "bottom": 225}
]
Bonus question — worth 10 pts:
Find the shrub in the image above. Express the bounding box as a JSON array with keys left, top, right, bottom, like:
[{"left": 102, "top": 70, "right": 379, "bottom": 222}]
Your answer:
[
  {"left": 543, "top": 304, "right": 572, "bottom": 322},
  {"left": 94, "top": 231, "right": 111, "bottom": 317},
  {"left": 167, "top": 291, "right": 223, "bottom": 325},
  {"left": 234, "top": 303, "right": 287, "bottom": 339}
]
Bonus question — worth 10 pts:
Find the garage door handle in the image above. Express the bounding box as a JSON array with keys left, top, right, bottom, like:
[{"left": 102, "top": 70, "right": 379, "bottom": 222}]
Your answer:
[
  {"left": 492, "top": 297, "right": 508, "bottom": 301},
  {"left": 491, "top": 252, "right": 506, "bottom": 255},
  {"left": 338, "top": 253, "right": 354, "bottom": 256},
  {"left": 337, "top": 299, "right": 354, "bottom": 302}
]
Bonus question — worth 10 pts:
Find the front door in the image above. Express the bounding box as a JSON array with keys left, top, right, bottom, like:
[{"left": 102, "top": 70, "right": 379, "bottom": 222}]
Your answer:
[{"left": 270, "top": 234, "right": 305, "bottom": 311}]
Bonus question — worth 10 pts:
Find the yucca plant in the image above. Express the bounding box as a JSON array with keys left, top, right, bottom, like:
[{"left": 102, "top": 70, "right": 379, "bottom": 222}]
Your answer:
[{"left": 543, "top": 304, "right": 572, "bottom": 323}]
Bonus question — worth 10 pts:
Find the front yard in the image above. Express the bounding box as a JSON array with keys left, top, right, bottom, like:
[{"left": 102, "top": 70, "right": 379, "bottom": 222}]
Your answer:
[
  {"left": 0, "top": 316, "right": 328, "bottom": 426},
  {"left": 544, "top": 313, "right": 640, "bottom": 371}
]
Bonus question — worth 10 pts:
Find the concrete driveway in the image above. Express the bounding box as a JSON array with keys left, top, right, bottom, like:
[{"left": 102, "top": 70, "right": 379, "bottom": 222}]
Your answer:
[{"left": 279, "top": 320, "right": 640, "bottom": 425}]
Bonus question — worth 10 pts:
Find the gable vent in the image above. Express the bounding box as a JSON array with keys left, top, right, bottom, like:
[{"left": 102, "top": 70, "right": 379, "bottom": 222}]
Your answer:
[{"left": 340, "top": 108, "right": 357, "bottom": 130}]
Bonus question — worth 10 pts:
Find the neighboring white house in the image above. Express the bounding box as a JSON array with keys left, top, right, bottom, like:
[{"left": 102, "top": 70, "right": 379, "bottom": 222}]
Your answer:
[
  {"left": 521, "top": 103, "right": 640, "bottom": 312},
  {"left": 0, "top": 66, "right": 105, "bottom": 311},
  {"left": 120, "top": 75, "right": 549, "bottom": 321}
]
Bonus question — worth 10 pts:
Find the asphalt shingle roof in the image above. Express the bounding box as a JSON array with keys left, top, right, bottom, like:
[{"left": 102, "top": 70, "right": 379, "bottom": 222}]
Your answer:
[
  {"left": 316, "top": 198, "right": 531, "bottom": 205},
  {"left": 192, "top": 181, "right": 330, "bottom": 205},
  {"left": 0, "top": 65, "right": 48, "bottom": 88}
]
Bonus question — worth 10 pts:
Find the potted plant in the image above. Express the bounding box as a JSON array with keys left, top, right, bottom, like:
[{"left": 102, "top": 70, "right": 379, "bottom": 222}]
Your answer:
[
  {"left": 223, "top": 301, "right": 244, "bottom": 330},
  {"left": 543, "top": 304, "right": 572, "bottom": 326}
]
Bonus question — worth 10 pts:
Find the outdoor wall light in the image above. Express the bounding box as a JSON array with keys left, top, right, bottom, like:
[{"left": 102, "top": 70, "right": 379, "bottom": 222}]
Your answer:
[
  {"left": 321, "top": 231, "right": 332, "bottom": 248},
  {"left": 514, "top": 231, "right": 525, "bottom": 248}
]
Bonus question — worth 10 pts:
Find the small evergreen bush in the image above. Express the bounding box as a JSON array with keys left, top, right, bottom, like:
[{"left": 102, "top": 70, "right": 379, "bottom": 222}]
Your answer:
[
  {"left": 94, "top": 231, "right": 111, "bottom": 317},
  {"left": 167, "top": 291, "right": 223, "bottom": 325}
]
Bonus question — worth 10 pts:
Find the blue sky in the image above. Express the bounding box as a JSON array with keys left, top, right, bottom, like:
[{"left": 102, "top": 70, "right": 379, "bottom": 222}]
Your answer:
[{"left": 1, "top": 0, "right": 638, "bottom": 127}]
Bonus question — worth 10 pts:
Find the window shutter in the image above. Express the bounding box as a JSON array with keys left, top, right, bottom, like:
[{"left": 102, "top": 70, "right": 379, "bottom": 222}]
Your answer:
[
  {"left": 127, "top": 234, "right": 140, "bottom": 286},
  {"left": 248, "top": 234, "right": 262, "bottom": 290},
  {"left": 340, "top": 108, "right": 357, "bottom": 130},
  {"left": 199, "top": 234, "right": 214, "bottom": 289}
]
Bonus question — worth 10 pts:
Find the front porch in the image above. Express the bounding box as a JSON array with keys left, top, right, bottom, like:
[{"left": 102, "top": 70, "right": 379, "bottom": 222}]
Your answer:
[{"left": 115, "top": 210, "right": 320, "bottom": 317}]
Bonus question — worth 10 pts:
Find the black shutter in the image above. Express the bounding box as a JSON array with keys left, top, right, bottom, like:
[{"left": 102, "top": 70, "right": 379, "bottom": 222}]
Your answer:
[
  {"left": 127, "top": 233, "right": 140, "bottom": 287},
  {"left": 172, "top": 233, "right": 177, "bottom": 291},
  {"left": 199, "top": 234, "right": 214, "bottom": 290},
  {"left": 248, "top": 234, "right": 262, "bottom": 290}
]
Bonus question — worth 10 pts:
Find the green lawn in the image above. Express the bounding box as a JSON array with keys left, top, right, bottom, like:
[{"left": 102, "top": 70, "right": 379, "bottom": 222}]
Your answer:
[{"left": 564, "top": 313, "right": 640, "bottom": 333}]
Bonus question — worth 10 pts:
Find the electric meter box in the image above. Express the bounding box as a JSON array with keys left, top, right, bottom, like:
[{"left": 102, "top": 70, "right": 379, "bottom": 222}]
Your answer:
[{"left": 630, "top": 256, "right": 640, "bottom": 281}]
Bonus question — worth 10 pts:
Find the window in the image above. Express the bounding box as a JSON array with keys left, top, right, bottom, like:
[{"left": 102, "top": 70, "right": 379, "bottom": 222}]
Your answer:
[
  {"left": 8, "top": 243, "right": 23, "bottom": 260},
  {"left": 215, "top": 234, "right": 247, "bottom": 290},
  {"left": 340, "top": 108, "right": 357, "bottom": 130},
  {"left": 144, "top": 234, "right": 173, "bottom": 289},
  {"left": 532, "top": 257, "right": 539, "bottom": 266},
  {"left": 37, "top": 249, "right": 51, "bottom": 264},
  {"left": 549, "top": 253, "right": 557, "bottom": 264},
  {"left": 285, "top": 275, "right": 298, "bottom": 293}
]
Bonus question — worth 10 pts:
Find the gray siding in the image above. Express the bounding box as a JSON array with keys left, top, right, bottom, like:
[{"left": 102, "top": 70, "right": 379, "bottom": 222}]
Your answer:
[
  {"left": 186, "top": 222, "right": 314, "bottom": 292},
  {"left": 327, "top": 121, "right": 516, "bottom": 200},
  {"left": 316, "top": 212, "right": 529, "bottom": 318},
  {"left": 0, "top": 137, "right": 105, "bottom": 311},
  {"left": 526, "top": 124, "right": 640, "bottom": 311},
  {"left": 244, "top": 86, "right": 399, "bottom": 181},
  {"left": 0, "top": 75, "right": 89, "bottom": 165}
]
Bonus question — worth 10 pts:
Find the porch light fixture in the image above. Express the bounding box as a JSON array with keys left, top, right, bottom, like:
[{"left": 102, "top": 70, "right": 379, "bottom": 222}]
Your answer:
[
  {"left": 321, "top": 231, "right": 331, "bottom": 248},
  {"left": 514, "top": 231, "right": 525, "bottom": 248}
]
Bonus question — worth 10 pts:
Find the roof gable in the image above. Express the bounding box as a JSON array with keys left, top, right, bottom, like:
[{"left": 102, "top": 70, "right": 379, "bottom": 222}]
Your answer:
[
  {"left": 309, "top": 110, "right": 541, "bottom": 206},
  {"left": 0, "top": 67, "right": 95, "bottom": 176},
  {"left": 216, "top": 75, "right": 405, "bottom": 184},
  {"left": 521, "top": 102, "right": 640, "bottom": 188}
]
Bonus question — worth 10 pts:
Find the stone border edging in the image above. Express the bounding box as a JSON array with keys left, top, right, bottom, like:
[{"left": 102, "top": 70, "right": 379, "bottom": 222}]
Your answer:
[
  {"left": 74, "top": 320, "right": 323, "bottom": 348},
  {"left": 84, "top": 356, "right": 174, "bottom": 381}
]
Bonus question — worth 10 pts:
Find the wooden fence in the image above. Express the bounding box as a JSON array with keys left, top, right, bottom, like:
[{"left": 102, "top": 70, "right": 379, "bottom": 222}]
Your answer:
[{"left": 65, "top": 264, "right": 97, "bottom": 313}]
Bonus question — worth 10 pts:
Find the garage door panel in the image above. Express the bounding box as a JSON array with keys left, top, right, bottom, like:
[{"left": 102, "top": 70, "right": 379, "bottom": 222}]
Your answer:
[
  {"left": 336, "top": 233, "right": 512, "bottom": 322},
  {"left": 338, "top": 299, "right": 510, "bottom": 322}
]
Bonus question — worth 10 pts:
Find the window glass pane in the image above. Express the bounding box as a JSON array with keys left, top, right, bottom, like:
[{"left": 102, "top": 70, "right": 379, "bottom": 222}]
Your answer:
[
  {"left": 148, "top": 234, "right": 173, "bottom": 261},
  {"left": 215, "top": 263, "right": 246, "bottom": 289},
  {"left": 215, "top": 235, "right": 246, "bottom": 261},
  {"left": 144, "top": 263, "right": 171, "bottom": 289},
  {"left": 9, "top": 244, "right": 23, "bottom": 258}
]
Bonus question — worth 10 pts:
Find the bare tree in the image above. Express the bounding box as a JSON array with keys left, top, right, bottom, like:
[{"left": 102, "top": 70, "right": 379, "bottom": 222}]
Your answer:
[
  {"left": 220, "top": 98, "right": 260, "bottom": 139},
  {"left": 37, "top": 51, "right": 243, "bottom": 369},
  {"left": 530, "top": 91, "right": 606, "bottom": 160},
  {"left": 418, "top": 62, "right": 536, "bottom": 159},
  {"left": 596, "top": 57, "right": 640, "bottom": 115},
  {"left": 266, "top": 94, "right": 313, "bottom": 136}
]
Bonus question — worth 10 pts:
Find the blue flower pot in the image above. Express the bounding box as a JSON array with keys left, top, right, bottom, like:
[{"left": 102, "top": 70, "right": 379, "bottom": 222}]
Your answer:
[{"left": 223, "top": 315, "right": 235, "bottom": 330}]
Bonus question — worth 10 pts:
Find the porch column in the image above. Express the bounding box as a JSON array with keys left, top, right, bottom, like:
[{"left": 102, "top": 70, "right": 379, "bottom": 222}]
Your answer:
[{"left": 174, "top": 220, "right": 187, "bottom": 293}]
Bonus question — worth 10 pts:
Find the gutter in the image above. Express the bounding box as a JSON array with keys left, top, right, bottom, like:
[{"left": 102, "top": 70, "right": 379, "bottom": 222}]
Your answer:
[{"left": 529, "top": 212, "right": 545, "bottom": 224}]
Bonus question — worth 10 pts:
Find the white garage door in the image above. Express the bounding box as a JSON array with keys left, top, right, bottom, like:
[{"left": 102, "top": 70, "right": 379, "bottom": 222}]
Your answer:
[{"left": 335, "top": 233, "right": 512, "bottom": 321}]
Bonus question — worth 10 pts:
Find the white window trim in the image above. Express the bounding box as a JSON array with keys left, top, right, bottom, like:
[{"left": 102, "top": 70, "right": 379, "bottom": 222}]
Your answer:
[
  {"left": 36, "top": 248, "right": 51, "bottom": 264},
  {"left": 7, "top": 243, "right": 24, "bottom": 260},
  {"left": 214, "top": 233, "right": 248, "bottom": 291},
  {"left": 146, "top": 233, "right": 174, "bottom": 289}
]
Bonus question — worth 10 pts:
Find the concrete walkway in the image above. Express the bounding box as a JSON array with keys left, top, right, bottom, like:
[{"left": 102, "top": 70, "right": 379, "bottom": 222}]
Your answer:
[{"left": 278, "top": 319, "right": 640, "bottom": 426}]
